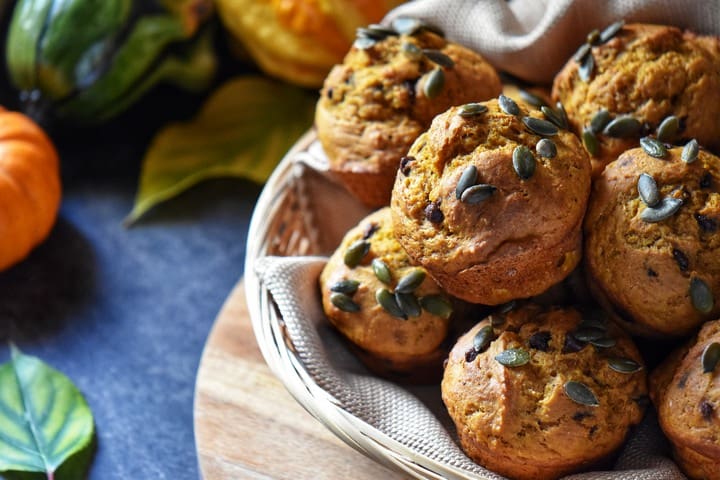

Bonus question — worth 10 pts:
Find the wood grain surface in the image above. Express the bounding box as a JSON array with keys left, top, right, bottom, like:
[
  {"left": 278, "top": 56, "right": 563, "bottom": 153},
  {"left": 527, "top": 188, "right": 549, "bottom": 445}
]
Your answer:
[{"left": 193, "top": 280, "right": 405, "bottom": 479}]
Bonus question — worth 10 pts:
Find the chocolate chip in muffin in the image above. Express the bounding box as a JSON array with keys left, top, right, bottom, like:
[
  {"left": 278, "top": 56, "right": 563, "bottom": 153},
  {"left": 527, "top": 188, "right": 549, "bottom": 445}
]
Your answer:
[
  {"left": 700, "top": 400, "right": 715, "bottom": 421},
  {"left": 529, "top": 331, "right": 552, "bottom": 351},
  {"left": 699, "top": 171, "right": 713, "bottom": 189},
  {"left": 647, "top": 268, "right": 659, "bottom": 277},
  {"left": 424, "top": 201, "right": 444, "bottom": 224},
  {"left": 672, "top": 248, "right": 690, "bottom": 272},
  {"left": 572, "top": 411, "right": 594, "bottom": 422},
  {"left": 399, "top": 155, "right": 415, "bottom": 176},
  {"left": 563, "top": 332, "right": 587, "bottom": 353},
  {"left": 362, "top": 222, "right": 380, "bottom": 240},
  {"left": 695, "top": 213, "right": 718, "bottom": 233}
]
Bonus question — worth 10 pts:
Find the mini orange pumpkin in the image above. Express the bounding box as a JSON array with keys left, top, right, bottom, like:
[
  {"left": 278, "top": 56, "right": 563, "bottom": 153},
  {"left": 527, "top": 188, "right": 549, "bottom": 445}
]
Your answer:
[{"left": 0, "top": 107, "right": 61, "bottom": 270}]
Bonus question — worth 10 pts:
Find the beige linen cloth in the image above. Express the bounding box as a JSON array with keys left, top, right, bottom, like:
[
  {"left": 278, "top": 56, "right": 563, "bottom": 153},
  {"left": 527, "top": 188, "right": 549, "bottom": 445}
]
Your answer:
[{"left": 253, "top": 1, "right": 720, "bottom": 478}]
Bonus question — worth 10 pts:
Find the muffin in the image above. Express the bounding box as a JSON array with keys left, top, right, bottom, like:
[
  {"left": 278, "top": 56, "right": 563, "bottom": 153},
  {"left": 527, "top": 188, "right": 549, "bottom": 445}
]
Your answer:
[
  {"left": 442, "top": 304, "right": 648, "bottom": 480},
  {"left": 319, "top": 207, "right": 453, "bottom": 381},
  {"left": 552, "top": 22, "right": 720, "bottom": 177},
  {"left": 390, "top": 98, "right": 591, "bottom": 305},
  {"left": 650, "top": 319, "right": 720, "bottom": 480},
  {"left": 316, "top": 19, "right": 502, "bottom": 207},
  {"left": 584, "top": 145, "right": 720, "bottom": 337}
]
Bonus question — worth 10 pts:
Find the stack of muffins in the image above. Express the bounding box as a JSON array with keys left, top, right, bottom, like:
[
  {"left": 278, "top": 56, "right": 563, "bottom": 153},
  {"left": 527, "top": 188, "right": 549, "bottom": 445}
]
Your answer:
[{"left": 315, "top": 18, "right": 720, "bottom": 480}]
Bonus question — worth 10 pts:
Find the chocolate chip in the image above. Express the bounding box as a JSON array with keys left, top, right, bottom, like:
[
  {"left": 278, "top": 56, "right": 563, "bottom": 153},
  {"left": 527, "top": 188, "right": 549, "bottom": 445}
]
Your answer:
[
  {"left": 647, "top": 268, "right": 658, "bottom": 277},
  {"left": 362, "top": 222, "right": 380, "bottom": 240},
  {"left": 404, "top": 78, "right": 418, "bottom": 106},
  {"left": 425, "top": 201, "right": 444, "bottom": 223},
  {"left": 700, "top": 172, "right": 713, "bottom": 189},
  {"left": 400, "top": 156, "right": 415, "bottom": 176},
  {"left": 528, "top": 331, "right": 552, "bottom": 351},
  {"left": 572, "top": 411, "right": 593, "bottom": 422},
  {"left": 588, "top": 425, "right": 598, "bottom": 438},
  {"left": 465, "top": 347, "right": 479, "bottom": 363},
  {"left": 700, "top": 400, "right": 714, "bottom": 420},
  {"left": 326, "top": 87, "right": 334, "bottom": 100},
  {"left": 563, "top": 333, "right": 587, "bottom": 353},
  {"left": 672, "top": 248, "right": 689, "bottom": 273},
  {"left": 696, "top": 213, "right": 718, "bottom": 233},
  {"left": 677, "top": 370, "right": 690, "bottom": 389}
]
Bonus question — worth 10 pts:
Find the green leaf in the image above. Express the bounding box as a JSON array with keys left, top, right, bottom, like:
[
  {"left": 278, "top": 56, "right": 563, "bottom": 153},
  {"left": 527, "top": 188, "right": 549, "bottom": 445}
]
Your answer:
[
  {"left": 125, "top": 75, "right": 317, "bottom": 225},
  {"left": 0, "top": 345, "right": 94, "bottom": 480}
]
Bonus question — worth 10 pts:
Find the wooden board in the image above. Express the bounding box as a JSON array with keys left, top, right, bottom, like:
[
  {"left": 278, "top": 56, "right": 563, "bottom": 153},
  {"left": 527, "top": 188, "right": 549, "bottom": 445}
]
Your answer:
[{"left": 194, "top": 280, "right": 405, "bottom": 479}]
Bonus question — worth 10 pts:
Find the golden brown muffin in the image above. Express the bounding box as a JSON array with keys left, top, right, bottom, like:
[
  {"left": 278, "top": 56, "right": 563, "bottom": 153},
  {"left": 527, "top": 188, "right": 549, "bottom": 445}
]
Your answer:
[
  {"left": 316, "top": 20, "right": 502, "bottom": 207},
  {"left": 319, "top": 207, "right": 453, "bottom": 381},
  {"left": 584, "top": 146, "right": 720, "bottom": 337},
  {"left": 552, "top": 22, "right": 720, "bottom": 177},
  {"left": 442, "top": 304, "right": 647, "bottom": 480},
  {"left": 390, "top": 98, "right": 591, "bottom": 305},
  {"left": 650, "top": 319, "right": 720, "bottom": 480}
]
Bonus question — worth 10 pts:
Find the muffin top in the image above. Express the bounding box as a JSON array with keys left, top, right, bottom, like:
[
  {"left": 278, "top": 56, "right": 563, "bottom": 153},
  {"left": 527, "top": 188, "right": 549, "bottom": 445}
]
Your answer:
[{"left": 584, "top": 145, "right": 720, "bottom": 336}]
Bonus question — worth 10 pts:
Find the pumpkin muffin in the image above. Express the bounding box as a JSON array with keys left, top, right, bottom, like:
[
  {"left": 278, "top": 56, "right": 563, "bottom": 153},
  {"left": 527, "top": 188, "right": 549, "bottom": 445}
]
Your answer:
[
  {"left": 552, "top": 22, "right": 720, "bottom": 177},
  {"left": 316, "top": 19, "right": 502, "bottom": 207},
  {"left": 442, "top": 304, "right": 647, "bottom": 480},
  {"left": 584, "top": 145, "right": 720, "bottom": 337},
  {"left": 319, "top": 207, "right": 453, "bottom": 381},
  {"left": 390, "top": 98, "right": 591, "bottom": 305},
  {"left": 650, "top": 319, "right": 720, "bottom": 480}
]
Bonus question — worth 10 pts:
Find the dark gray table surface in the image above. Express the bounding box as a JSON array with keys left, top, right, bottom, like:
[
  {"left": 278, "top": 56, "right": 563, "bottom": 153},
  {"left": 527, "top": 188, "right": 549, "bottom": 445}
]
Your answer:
[{"left": 0, "top": 83, "right": 264, "bottom": 478}]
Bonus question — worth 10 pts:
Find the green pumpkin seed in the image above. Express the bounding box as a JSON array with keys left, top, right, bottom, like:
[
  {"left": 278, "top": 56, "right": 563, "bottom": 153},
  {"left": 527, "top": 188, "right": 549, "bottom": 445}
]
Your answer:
[
  {"left": 395, "top": 291, "right": 421, "bottom": 317},
  {"left": 461, "top": 184, "right": 496, "bottom": 204},
  {"left": 582, "top": 128, "right": 599, "bottom": 156},
  {"left": 344, "top": 239, "right": 370, "bottom": 267},
  {"left": 330, "top": 279, "right": 360, "bottom": 294},
  {"left": 640, "top": 136, "right": 667, "bottom": 158},
  {"left": 422, "top": 68, "right": 445, "bottom": 99},
  {"left": 564, "top": 381, "right": 599, "bottom": 406},
  {"left": 422, "top": 49, "right": 455, "bottom": 68},
  {"left": 690, "top": 277, "right": 714, "bottom": 314},
  {"left": 640, "top": 197, "right": 683, "bottom": 223},
  {"left": 513, "top": 145, "right": 536, "bottom": 179},
  {"left": 578, "top": 52, "right": 595, "bottom": 81},
  {"left": 656, "top": 116, "right": 679, "bottom": 143},
  {"left": 495, "top": 348, "right": 531, "bottom": 367},
  {"left": 589, "top": 337, "right": 617, "bottom": 348},
  {"left": 371, "top": 258, "right": 392, "bottom": 285},
  {"left": 572, "top": 327, "right": 605, "bottom": 342},
  {"left": 356, "top": 27, "right": 386, "bottom": 40},
  {"left": 556, "top": 102, "right": 569, "bottom": 127},
  {"left": 608, "top": 357, "right": 643, "bottom": 374},
  {"left": 573, "top": 43, "right": 592, "bottom": 63},
  {"left": 536, "top": 138, "right": 557, "bottom": 158},
  {"left": 473, "top": 325, "right": 494, "bottom": 353},
  {"left": 638, "top": 173, "right": 660, "bottom": 207},
  {"left": 702, "top": 342, "right": 720, "bottom": 373},
  {"left": 396, "top": 268, "right": 426, "bottom": 293},
  {"left": 682, "top": 139, "right": 699, "bottom": 164},
  {"left": 522, "top": 116, "right": 559, "bottom": 136},
  {"left": 455, "top": 165, "right": 478, "bottom": 199},
  {"left": 578, "top": 309, "right": 608, "bottom": 330},
  {"left": 499, "top": 94, "right": 520, "bottom": 115},
  {"left": 420, "top": 295, "right": 453, "bottom": 319},
  {"left": 331, "top": 292, "right": 360, "bottom": 312},
  {"left": 603, "top": 115, "right": 641, "bottom": 138},
  {"left": 366, "top": 24, "right": 397, "bottom": 37},
  {"left": 498, "top": 300, "right": 517, "bottom": 314},
  {"left": 392, "top": 17, "right": 423, "bottom": 35},
  {"left": 354, "top": 36, "right": 377, "bottom": 49},
  {"left": 402, "top": 42, "right": 423, "bottom": 60},
  {"left": 541, "top": 106, "right": 567, "bottom": 130},
  {"left": 587, "top": 28, "right": 600, "bottom": 45},
  {"left": 599, "top": 20, "right": 625, "bottom": 43},
  {"left": 458, "top": 103, "right": 488, "bottom": 117},
  {"left": 518, "top": 89, "right": 546, "bottom": 108},
  {"left": 376, "top": 288, "right": 407, "bottom": 319},
  {"left": 491, "top": 314, "right": 507, "bottom": 327},
  {"left": 590, "top": 110, "right": 611, "bottom": 134}
]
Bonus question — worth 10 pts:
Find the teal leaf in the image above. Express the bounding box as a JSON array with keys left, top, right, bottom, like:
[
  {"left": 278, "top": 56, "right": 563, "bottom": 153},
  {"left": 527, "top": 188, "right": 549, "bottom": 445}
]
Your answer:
[{"left": 0, "top": 346, "right": 94, "bottom": 480}]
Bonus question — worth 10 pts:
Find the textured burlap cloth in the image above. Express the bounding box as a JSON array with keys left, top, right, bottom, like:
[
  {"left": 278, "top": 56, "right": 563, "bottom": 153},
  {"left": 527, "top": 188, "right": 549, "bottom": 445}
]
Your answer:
[{"left": 253, "top": 1, "right": 720, "bottom": 478}]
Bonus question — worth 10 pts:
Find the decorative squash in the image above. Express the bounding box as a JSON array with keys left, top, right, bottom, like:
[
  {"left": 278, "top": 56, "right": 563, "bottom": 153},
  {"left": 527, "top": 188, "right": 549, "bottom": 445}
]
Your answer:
[
  {"left": 215, "top": 0, "right": 405, "bottom": 87},
  {"left": 0, "top": 107, "right": 61, "bottom": 270}
]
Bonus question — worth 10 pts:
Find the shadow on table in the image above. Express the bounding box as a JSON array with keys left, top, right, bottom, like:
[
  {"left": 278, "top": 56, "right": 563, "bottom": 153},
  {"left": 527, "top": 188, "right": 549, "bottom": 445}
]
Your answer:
[{"left": 0, "top": 216, "right": 96, "bottom": 341}]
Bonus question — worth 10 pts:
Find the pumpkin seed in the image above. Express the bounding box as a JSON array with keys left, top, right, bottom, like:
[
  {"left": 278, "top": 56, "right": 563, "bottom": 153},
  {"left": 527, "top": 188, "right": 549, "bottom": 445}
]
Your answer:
[
  {"left": 473, "top": 325, "right": 494, "bottom": 353},
  {"left": 603, "top": 115, "right": 641, "bottom": 138},
  {"left": 371, "top": 258, "right": 392, "bottom": 285},
  {"left": 513, "top": 145, "right": 536, "bottom": 179},
  {"left": 402, "top": 42, "right": 423, "bottom": 60},
  {"left": 640, "top": 136, "right": 667, "bottom": 158},
  {"left": 690, "top": 277, "right": 714, "bottom": 314},
  {"left": 376, "top": 288, "right": 407, "bottom": 319},
  {"left": 638, "top": 173, "right": 660, "bottom": 207},
  {"left": 392, "top": 17, "right": 423, "bottom": 35},
  {"left": 330, "top": 292, "right": 360, "bottom": 312},
  {"left": 491, "top": 314, "right": 507, "bottom": 327},
  {"left": 582, "top": 128, "right": 599, "bottom": 156},
  {"left": 640, "top": 197, "right": 683, "bottom": 223},
  {"left": 608, "top": 357, "right": 643, "bottom": 374},
  {"left": 420, "top": 295, "right": 453, "bottom": 319},
  {"left": 366, "top": 24, "right": 397, "bottom": 37},
  {"left": 589, "top": 336, "right": 617, "bottom": 348},
  {"left": 599, "top": 20, "right": 625, "bottom": 43},
  {"left": 564, "top": 381, "right": 600, "bottom": 406},
  {"left": 396, "top": 268, "right": 426, "bottom": 293},
  {"left": 541, "top": 106, "right": 567, "bottom": 129},
  {"left": 587, "top": 28, "right": 600, "bottom": 45},
  {"left": 573, "top": 43, "right": 592, "bottom": 63},
  {"left": 395, "top": 291, "right": 421, "bottom": 317},
  {"left": 495, "top": 348, "right": 531, "bottom": 367},
  {"left": 590, "top": 110, "right": 611, "bottom": 134},
  {"left": 536, "top": 138, "right": 557, "bottom": 158},
  {"left": 423, "top": 68, "right": 445, "bottom": 99},
  {"left": 356, "top": 27, "right": 387, "bottom": 40},
  {"left": 422, "top": 49, "right": 455, "bottom": 68},
  {"left": 518, "top": 89, "right": 546, "bottom": 108},
  {"left": 572, "top": 326, "right": 606, "bottom": 342},
  {"left": 657, "top": 116, "right": 679, "bottom": 143},
  {"left": 344, "top": 239, "right": 370, "bottom": 267},
  {"left": 578, "top": 309, "right": 608, "bottom": 330},
  {"left": 522, "top": 116, "right": 559, "bottom": 136},
  {"left": 456, "top": 165, "right": 478, "bottom": 199},
  {"left": 461, "top": 184, "right": 497, "bottom": 204},
  {"left": 458, "top": 103, "right": 488, "bottom": 117},
  {"left": 498, "top": 300, "right": 517, "bottom": 314},
  {"left": 682, "top": 139, "right": 699, "bottom": 164},
  {"left": 702, "top": 342, "right": 720, "bottom": 373},
  {"left": 578, "top": 52, "right": 595, "bottom": 81},
  {"left": 499, "top": 94, "right": 520, "bottom": 115},
  {"left": 353, "top": 36, "right": 377, "bottom": 50},
  {"left": 330, "top": 279, "right": 360, "bottom": 294},
  {"left": 556, "top": 102, "right": 569, "bottom": 128}
]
